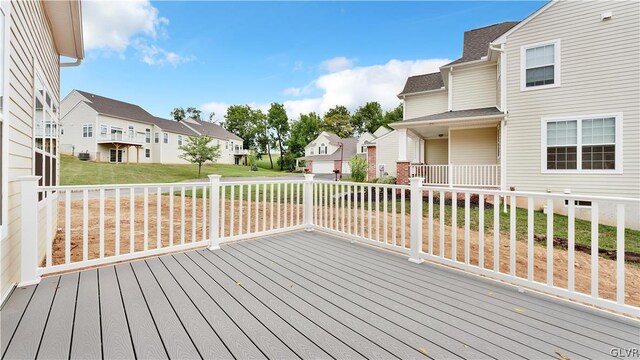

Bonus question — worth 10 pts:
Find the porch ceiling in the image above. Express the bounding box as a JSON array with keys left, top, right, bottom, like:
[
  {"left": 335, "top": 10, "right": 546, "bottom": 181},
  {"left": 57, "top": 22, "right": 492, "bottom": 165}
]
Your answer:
[{"left": 408, "top": 118, "right": 502, "bottom": 139}]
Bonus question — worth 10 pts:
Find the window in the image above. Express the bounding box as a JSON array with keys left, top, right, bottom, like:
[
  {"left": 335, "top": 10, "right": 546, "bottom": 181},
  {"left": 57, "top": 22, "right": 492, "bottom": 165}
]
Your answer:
[
  {"left": 543, "top": 115, "right": 621, "bottom": 173},
  {"left": 163, "top": 132, "right": 168, "bottom": 144},
  {"left": 100, "top": 124, "right": 108, "bottom": 138},
  {"left": 34, "top": 73, "right": 59, "bottom": 193},
  {"left": 82, "top": 124, "right": 93, "bottom": 138},
  {"left": 128, "top": 125, "right": 135, "bottom": 138},
  {"left": 564, "top": 199, "right": 592, "bottom": 208},
  {"left": 178, "top": 135, "right": 183, "bottom": 146},
  {"left": 154, "top": 132, "right": 159, "bottom": 143},
  {"left": 361, "top": 146, "right": 366, "bottom": 153},
  {"left": 521, "top": 40, "right": 560, "bottom": 90},
  {"left": 319, "top": 143, "right": 327, "bottom": 155},
  {"left": 145, "top": 128, "right": 151, "bottom": 143},
  {"left": 145, "top": 149, "right": 151, "bottom": 158}
]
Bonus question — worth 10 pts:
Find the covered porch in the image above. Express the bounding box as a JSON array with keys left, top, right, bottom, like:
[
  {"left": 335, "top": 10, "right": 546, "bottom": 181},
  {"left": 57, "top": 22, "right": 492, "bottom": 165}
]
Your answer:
[{"left": 394, "top": 107, "right": 505, "bottom": 188}]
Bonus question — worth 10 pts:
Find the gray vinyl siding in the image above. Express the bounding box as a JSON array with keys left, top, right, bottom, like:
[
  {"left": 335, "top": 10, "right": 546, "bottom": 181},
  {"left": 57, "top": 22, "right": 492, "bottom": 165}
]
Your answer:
[
  {"left": 1, "top": 0, "right": 60, "bottom": 301},
  {"left": 452, "top": 64, "right": 497, "bottom": 111},
  {"left": 504, "top": 0, "right": 640, "bottom": 227},
  {"left": 404, "top": 91, "right": 448, "bottom": 119},
  {"left": 425, "top": 139, "right": 448, "bottom": 165},
  {"left": 450, "top": 127, "right": 498, "bottom": 165}
]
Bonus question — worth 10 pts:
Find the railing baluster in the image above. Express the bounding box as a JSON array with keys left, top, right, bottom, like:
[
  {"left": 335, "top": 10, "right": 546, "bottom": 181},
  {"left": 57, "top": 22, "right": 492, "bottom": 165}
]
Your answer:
[
  {"left": 115, "top": 188, "right": 120, "bottom": 256},
  {"left": 478, "top": 194, "right": 484, "bottom": 268},
  {"left": 464, "top": 193, "right": 470, "bottom": 265},
  {"left": 527, "top": 197, "right": 534, "bottom": 281},
  {"left": 368, "top": 184, "right": 372, "bottom": 239},
  {"left": 314, "top": 183, "right": 318, "bottom": 227},
  {"left": 263, "top": 183, "right": 267, "bottom": 231},
  {"left": 494, "top": 194, "right": 500, "bottom": 272},
  {"left": 144, "top": 187, "right": 149, "bottom": 251},
  {"left": 376, "top": 187, "right": 380, "bottom": 242},
  {"left": 65, "top": 190, "right": 71, "bottom": 264},
  {"left": 192, "top": 185, "right": 197, "bottom": 242},
  {"left": 130, "top": 188, "right": 135, "bottom": 253},
  {"left": 181, "top": 186, "right": 186, "bottom": 244},
  {"left": 83, "top": 189, "right": 88, "bottom": 261},
  {"left": 510, "top": 194, "right": 516, "bottom": 276},
  {"left": 439, "top": 191, "right": 445, "bottom": 258},
  {"left": 270, "top": 183, "right": 274, "bottom": 230},
  {"left": 392, "top": 187, "right": 396, "bottom": 246},
  {"left": 591, "top": 202, "right": 599, "bottom": 298},
  {"left": 277, "top": 183, "right": 281, "bottom": 229},
  {"left": 428, "top": 190, "right": 433, "bottom": 254},
  {"left": 230, "top": 185, "right": 235, "bottom": 237},
  {"left": 383, "top": 187, "right": 388, "bottom": 243},
  {"left": 169, "top": 186, "right": 174, "bottom": 246},
  {"left": 568, "top": 199, "right": 575, "bottom": 291},
  {"left": 157, "top": 187, "right": 162, "bottom": 249},
  {"left": 451, "top": 191, "right": 457, "bottom": 261},
  {"left": 296, "top": 183, "right": 301, "bottom": 226},
  {"left": 46, "top": 193, "right": 52, "bottom": 267},
  {"left": 239, "top": 184, "right": 244, "bottom": 234},
  {"left": 546, "top": 199, "right": 553, "bottom": 286},
  {"left": 360, "top": 185, "right": 365, "bottom": 237},
  {"left": 291, "top": 183, "right": 295, "bottom": 227},
  {"left": 100, "top": 188, "right": 105, "bottom": 259},
  {"left": 616, "top": 204, "right": 625, "bottom": 305},
  {"left": 282, "top": 183, "right": 287, "bottom": 228},
  {"left": 220, "top": 185, "right": 226, "bottom": 238},
  {"left": 255, "top": 184, "right": 259, "bottom": 232},
  {"left": 203, "top": 185, "right": 207, "bottom": 241},
  {"left": 329, "top": 183, "right": 334, "bottom": 229},
  {"left": 247, "top": 184, "right": 252, "bottom": 233},
  {"left": 348, "top": 184, "right": 352, "bottom": 234},
  {"left": 341, "top": 184, "right": 346, "bottom": 233},
  {"left": 401, "top": 188, "right": 406, "bottom": 248}
]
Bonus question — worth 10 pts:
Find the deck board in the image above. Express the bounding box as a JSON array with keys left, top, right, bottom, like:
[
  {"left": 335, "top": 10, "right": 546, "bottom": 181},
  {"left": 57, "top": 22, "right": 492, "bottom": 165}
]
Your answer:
[{"left": 2, "top": 230, "right": 638, "bottom": 359}]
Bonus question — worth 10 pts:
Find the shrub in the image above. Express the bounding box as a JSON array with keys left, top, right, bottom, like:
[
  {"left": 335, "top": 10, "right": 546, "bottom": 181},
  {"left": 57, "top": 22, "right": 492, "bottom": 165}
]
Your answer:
[
  {"left": 374, "top": 176, "right": 396, "bottom": 185},
  {"left": 349, "top": 156, "right": 368, "bottom": 182}
]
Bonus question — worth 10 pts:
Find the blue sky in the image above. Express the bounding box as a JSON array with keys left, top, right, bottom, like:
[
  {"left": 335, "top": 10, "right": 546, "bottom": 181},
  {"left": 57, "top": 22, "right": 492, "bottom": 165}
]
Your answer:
[{"left": 62, "top": 1, "right": 544, "bottom": 121}]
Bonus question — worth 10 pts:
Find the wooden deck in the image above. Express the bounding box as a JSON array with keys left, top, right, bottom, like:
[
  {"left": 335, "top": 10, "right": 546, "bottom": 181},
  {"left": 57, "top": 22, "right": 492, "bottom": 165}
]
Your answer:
[{"left": 2, "top": 231, "right": 638, "bottom": 359}]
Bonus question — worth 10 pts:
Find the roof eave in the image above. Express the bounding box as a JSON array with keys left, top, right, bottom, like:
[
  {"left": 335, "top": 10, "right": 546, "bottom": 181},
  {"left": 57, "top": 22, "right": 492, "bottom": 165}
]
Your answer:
[
  {"left": 43, "top": 0, "right": 84, "bottom": 60},
  {"left": 390, "top": 113, "right": 505, "bottom": 128},
  {"left": 397, "top": 87, "right": 447, "bottom": 98},
  {"left": 491, "top": 1, "right": 557, "bottom": 45}
]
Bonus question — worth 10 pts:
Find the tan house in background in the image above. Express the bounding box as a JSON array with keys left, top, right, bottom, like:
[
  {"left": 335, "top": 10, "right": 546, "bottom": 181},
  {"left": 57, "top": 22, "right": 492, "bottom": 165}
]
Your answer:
[
  {"left": 1, "top": 0, "right": 84, "bottom": 303},
  {"left": 60, "top": 90, "right": 246, "bottom": 165},
  {"left": 367, "top": 1, "right": 639, "bottom": 227}
]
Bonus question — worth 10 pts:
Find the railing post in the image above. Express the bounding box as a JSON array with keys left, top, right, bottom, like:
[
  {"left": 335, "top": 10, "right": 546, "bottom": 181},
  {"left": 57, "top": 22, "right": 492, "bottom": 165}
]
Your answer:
[
  {"left": 19, "top": 176, "right": 41, "bottom": 286},
  {"left": 208, "top": 174, "right": 221, "bottom": 250},
  {"left": 409, "top": 177, "right": 424, "bottom": 264},
  {"left": 304, "top": 174, "right": 315, "bottom": 231},
  {"left": 448, "top": 165, "right": 453, "bottom": 188}
]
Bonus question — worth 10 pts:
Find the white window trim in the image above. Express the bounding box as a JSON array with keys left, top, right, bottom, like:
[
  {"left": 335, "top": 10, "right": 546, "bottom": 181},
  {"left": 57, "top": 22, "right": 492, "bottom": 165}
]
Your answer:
[
  {"left": 520, "top": 39, "right": 561, "bottom": 92},
  {"left": 540, "top": 113, "right": 623, "bottom": 175},
  {"left": 82, "top": 123, "right": 93, "bottom": 137},
  {"left": 163, "top": 132, "right": 168, "bottom": 144},
  {"left": 100, "top": 124, "right": 108, "bottom": 136},
  {"left": 177, "top": 135, "right": 183, "bottom": 146}
]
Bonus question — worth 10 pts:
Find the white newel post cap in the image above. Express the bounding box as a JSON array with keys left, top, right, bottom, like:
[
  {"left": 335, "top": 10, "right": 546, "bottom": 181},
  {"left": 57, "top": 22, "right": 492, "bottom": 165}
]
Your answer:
[
  {"left": 409, "top": 177, "right": 424, "bottom": 186},
  {"left": 304, "top": 174, "right": 315, "bottom": 181},
  {"left": 208, "top": 174, "right": 222, "bottom": 181}
]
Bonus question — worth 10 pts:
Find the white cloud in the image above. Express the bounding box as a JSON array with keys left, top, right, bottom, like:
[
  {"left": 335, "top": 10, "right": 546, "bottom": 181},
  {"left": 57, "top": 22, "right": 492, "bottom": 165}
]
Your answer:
[
  {"left": 319, "top": 56, "right": 355, "bottom": 72},
  {"left": 201, "top": 58, "right": 450, "bottom": 122},
  {"left": 82, "top": 0, "right": 190, "bottom": 65}
]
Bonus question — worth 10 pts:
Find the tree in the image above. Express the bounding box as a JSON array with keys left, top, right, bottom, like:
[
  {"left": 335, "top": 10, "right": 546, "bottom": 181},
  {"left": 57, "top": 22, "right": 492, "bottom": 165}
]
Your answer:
[
  {"left": 267, "top": 103, "right": 290, "bottom": 170},
  {"left": 324, "top": 105, "right": 350, "bottom": 119},
  {"left": 383, "top": 103, "right": 403, "bottom": 127},
  {"left": 253, "top": 110, "right": 274, "bottom": 168},
  {"left": 186, "top": 107, "right": 202, "bottom": 121},
  {"left": 171, "top": 106, "right": 204, "bottom": 122},
  {"left": 349, "top": 156, "right": 368, "bottom": 182},
  {"left": 287, "top": 112, "right": 322, "bottom": 157},
  {"left": 223, "top": 105, "right": 257, "bottom": 150},
  {"left": 178, "top": 135, "right": 221, "bottom": 177},
  {"left": 352, "top": 102, "right": 384, "bottom": 135},
  {"left": 322, "top": 113, "right": 353, "bottom": 138},
  {"left": 170, "top": 107, "right": 186, "bottom": 122}
]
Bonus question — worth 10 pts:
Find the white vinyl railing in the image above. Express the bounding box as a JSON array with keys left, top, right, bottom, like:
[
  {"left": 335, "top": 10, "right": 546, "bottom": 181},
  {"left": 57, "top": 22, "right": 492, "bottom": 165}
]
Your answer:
[
  {"left": 18, "top": 175, "right": 639, "bottom": 317},
  {"left": 410, "top": 164, "right": 501, "bottom": 187},
  {"left": 97, "top": 133, "right": 145, "bottom": 144}
]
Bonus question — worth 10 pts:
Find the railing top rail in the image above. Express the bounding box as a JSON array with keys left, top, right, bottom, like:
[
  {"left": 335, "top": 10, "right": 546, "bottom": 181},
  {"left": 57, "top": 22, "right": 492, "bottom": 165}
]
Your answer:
[
  {"left": 313, "top": 179, "right": 411, "bottom": 189},
  {"left": 220, "top": 179, "right": 305, "bottom": 185},
  {"left": 38, "top": 182, "right": 211, "bottom": 191},
  {"left": 419, "top": 185, "right": 640, "bottom": 204}
]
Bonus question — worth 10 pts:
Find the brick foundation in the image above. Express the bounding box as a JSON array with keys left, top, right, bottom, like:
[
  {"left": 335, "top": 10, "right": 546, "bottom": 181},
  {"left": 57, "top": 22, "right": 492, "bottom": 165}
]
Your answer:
[
  {"left": 396, "top": 162, "right": 410, "bottom": 185},
  {"left": 367, "top": 145, "right": 376, "bottom": 181}
]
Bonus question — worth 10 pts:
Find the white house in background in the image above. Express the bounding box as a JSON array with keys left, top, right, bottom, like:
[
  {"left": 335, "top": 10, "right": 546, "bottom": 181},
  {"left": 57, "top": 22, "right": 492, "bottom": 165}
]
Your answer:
[
  {"left": 0, "top": 0, "right": 84, "bottom": 303},
  {"left": 301, "top": 131, "right": 367, "bottom": 175},
  {"left": 60, "top": 90, "right": 245, "bottom": 165},
  {"left": 367, "top": 1, "right": 639, "bottom": 227}
]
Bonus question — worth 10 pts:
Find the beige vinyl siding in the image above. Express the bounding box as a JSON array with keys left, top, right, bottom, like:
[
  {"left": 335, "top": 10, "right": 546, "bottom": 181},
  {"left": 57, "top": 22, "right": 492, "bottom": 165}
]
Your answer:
[
  {"left": 375, "top": 131, "right": 398, "bottom": 177},
  {"left": 59, "top": 101, "right": 98, "bottom": 158},
  {"left": 2, "top": 0, "right": 60, "bottom": 300},
  {"left": 404, "top": 91, "right": 447, "bottom": 119},
  {"left": 450, "top": 127, "right": 498, "bottom": 165},
  {"left": 451, "top": 64, "right": 497, "bottom": 110},
  {"left": 505, "top": 0, "right": 640, "bottom": 227},
  {"left": 425, "top": 139, "right": 448, "bottom": 165}
]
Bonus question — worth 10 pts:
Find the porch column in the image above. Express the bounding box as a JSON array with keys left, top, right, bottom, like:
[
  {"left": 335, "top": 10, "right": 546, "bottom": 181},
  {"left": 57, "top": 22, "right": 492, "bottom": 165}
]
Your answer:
[
  {"left": 115, "top": 143, "right": 120, "bottom": 165},
  {"left": 397, "top": 128, "right": 408, "bottom": 162},
  {"left": 419, "top": 138, "right": 425, "bottom": 163},
  {"left": 126, "top": 145, "right": 130, "bottom": 164},
  {"left": 19, "top": 176, "right": 41, "bottom": 286},
  {"left": 137, "top": 146, "right": 140, "bottom": 164}
]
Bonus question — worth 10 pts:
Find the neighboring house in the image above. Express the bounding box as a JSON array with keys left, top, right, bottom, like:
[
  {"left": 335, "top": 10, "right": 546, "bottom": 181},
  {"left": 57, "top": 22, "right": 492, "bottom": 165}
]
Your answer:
[
  {"left": 0, "top": 0, "right": 84, "bottom": 302},
  {"left": 60, "top": 90, "right": 245, "bottom": 165},
  {"left": 302, "top": 131, "right": 364, "bottom": 175},
  {"left": 369, "top": 1, "right": 639, "bottom": 227}
]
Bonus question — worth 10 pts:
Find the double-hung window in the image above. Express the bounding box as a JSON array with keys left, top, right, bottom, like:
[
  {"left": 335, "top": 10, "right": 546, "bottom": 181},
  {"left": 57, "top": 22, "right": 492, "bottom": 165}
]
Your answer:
[
  {"left": 177, "top": 135, "right": 183, "bottom": 146},
  {"left": 319, "top": 143, "right": 327, "bottom": 155},
  {"left": 83, "top": 124, "right": 93, "bottom": 138},
  {"left": 543, "top": 115, "right": 621, "bottom": 173},
  {"left": 100, "top": 124, "right": 108, "bottom": 138},
  {"left": 521, "top": 40, "right": 560, "bottom": 90},
  {"left": 163, "top": 133, "right": 168, "bottom": 144},
  {"left": 128, "top": 125, "right": 135, "bottom": 138},
  {"left": 145, "top": 128, "right": 151, "bottom": 143},
  {"left": 154, "top": 132, "right": 159, "bottom": 144}
]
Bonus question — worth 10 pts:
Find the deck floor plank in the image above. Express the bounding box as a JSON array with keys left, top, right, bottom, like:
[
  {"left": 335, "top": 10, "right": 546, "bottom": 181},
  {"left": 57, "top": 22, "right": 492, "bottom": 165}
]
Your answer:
[
  {"left": 172, "top": 252, "right": 298, "bottom": 360},
  {"left": 69, "top": 269, "right": 101, "bottom": 360},
  {"left": 129, "top": 260, "right": 201, "bottom": 359},
  {"left": 1, "top": 285, "right": 36, "bottom": 353},
  {"left": 231, "top": 241, "right": 438, "bottom": 359},
  {"left": 114, "top": 263, "right": 168, "bottom": 360},
  {"left": 37, "top": 272, "right": 79, "bottom": 359},
  {"left": 217, "top": 246, "right": 397, "bottom": 359},
  {"left": 299, "top": 231, "right": 638, "bottom": 346},
  {"left": 2, "top": 276, "right": 59, "bottom": 360},
  {"left": 264, "top": 235, "right": 551, "bottom": 359},
  {"left": 277, "top": 233, "right": 617, "bottom": 357},
  {"left": 2, "top": 230, "right": 637, "bottom": 359},
  {"left": 159, "top": 255, "right": 266, "bottom": 360},
  {"left": 187, "top": 250, "right": 330, "bottom": 359},
  {"left": 98, "top": 266, "right": 135, "bottom": 360},
  {"left": 200, "top": 249, "right": 366, "bottom": 360},
  {"left": 145, "top": 257, "right": 234, "bottom": 359}
]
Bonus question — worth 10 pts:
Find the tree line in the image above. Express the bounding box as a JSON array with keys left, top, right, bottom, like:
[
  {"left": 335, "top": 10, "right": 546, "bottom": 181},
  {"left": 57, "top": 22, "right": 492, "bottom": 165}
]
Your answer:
[{"left": 171, "top": 102, "right": 403, "bottom": 170}]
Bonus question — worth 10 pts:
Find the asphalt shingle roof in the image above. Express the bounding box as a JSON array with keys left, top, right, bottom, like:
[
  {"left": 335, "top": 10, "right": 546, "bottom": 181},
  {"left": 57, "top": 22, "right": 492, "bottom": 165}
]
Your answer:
[
  {"left": 399, "top": 107, "right": 503, "bottom": 124},
  {"left": 77, "top": 90, "right": 156, "bottom": 122},
  {"left": 445, "top": 22, "right": 519, "bottom": 66},
  {"left": 398, "top": 72, "right": 445, "bottom": 96},
  {"left": 181, "top": 118, "right": 243, "bottom": 142},
  {"left": 305, "top": 137, "right": 358, "bottom": 161}
]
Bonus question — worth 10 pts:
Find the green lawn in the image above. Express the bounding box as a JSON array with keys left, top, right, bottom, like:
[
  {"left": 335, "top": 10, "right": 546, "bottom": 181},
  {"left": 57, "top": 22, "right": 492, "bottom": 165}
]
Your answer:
[{"left": 60, "top": 154, "right": 289, "bottom": 185}]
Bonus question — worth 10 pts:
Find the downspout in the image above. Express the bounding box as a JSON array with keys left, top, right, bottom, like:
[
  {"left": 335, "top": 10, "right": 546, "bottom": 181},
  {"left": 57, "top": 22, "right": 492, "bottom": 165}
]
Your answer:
[{"left": 61, "top": 58, "right": 82, "bottom": 67}]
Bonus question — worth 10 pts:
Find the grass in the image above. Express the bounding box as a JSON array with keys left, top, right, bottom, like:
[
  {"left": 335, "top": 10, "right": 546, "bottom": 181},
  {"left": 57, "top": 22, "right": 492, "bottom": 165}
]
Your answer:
[{"left": 60, "top": 154, "right": 289, "bottom": 185}]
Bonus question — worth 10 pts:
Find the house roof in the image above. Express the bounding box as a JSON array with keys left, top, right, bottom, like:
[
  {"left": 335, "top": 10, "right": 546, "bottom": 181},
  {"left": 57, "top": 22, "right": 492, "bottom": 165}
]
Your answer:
[
  {"left": 393, "top": 107, "right": 504, "bottom": 126},
  {"left": 305, "top": 137, "right": 358, "bottom": 161},
  {"left": 398, "top": 72, "right": 445, "bottom": 96},
  {"left": 181, "top": 118, "right": 243, "bottom": 142},
  {"left": 147, "top": 117, "right": 198, "bottom": 136},
  {"left": 77, "top": 90, "right": 157, "bottom": 123},
  {"left": 306, "top": 131, "right": 343, "bottom": 147},
  {"left": 445, "top": 22, "right": 519, "bottom": 66}
]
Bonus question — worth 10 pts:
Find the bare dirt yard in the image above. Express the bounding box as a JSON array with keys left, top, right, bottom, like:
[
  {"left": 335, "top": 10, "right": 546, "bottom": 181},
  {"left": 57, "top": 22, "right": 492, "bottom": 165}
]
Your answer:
[{"left": 51, "top": 196, "right": 639, "bottom": 307}]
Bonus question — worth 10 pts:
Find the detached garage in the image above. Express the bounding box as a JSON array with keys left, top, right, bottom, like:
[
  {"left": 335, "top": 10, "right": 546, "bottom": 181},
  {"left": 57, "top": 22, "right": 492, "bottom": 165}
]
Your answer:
[{"left": 302, "top": 136, "right": 358, "bottom": 175}]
